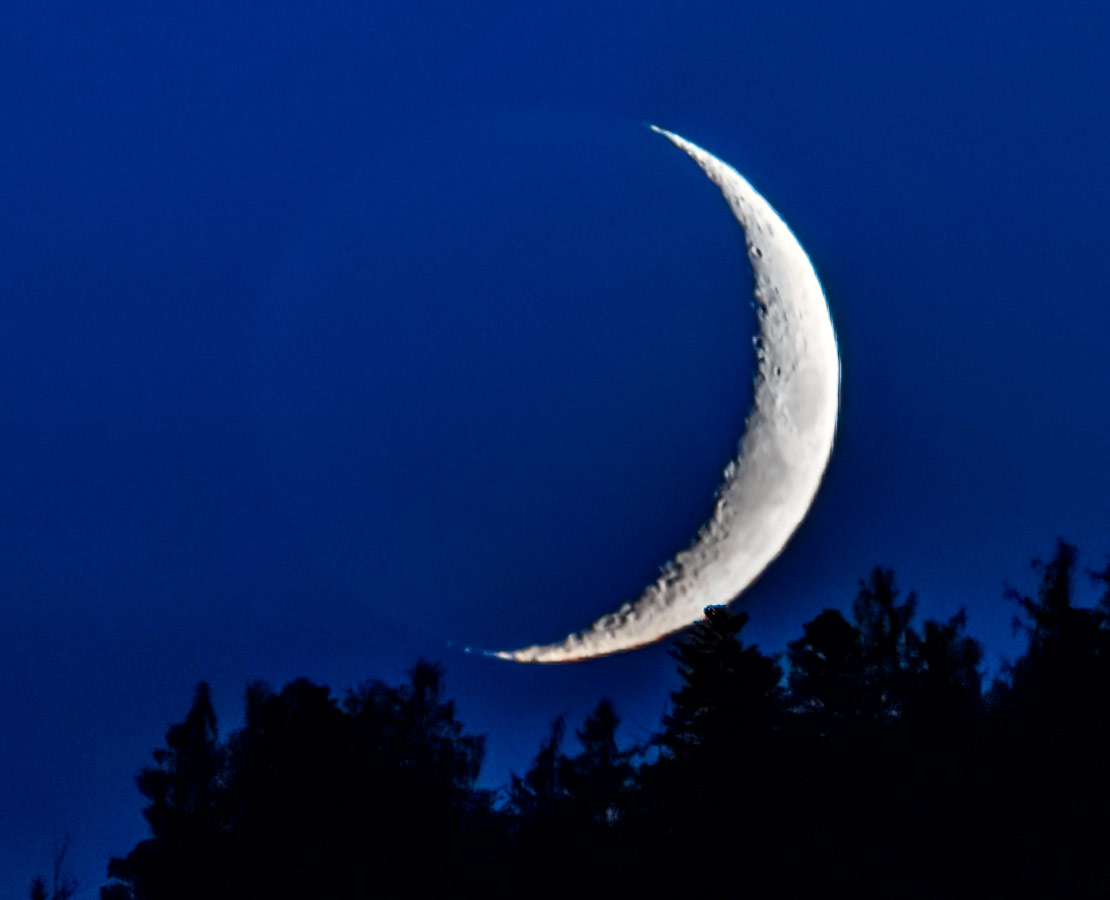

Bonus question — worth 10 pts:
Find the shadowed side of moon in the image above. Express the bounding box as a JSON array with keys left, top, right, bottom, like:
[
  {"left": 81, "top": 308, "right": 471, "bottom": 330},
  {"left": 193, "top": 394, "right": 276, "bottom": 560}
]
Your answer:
[{"left": 246, "top": 113, "right": 755, "bottom": 654}]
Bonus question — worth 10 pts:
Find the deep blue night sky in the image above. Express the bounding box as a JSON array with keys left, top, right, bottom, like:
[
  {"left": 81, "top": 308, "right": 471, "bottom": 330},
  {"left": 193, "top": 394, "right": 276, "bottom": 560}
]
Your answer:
[{"left": 4, "top": 0, "right": 1110, "bottom": 892}]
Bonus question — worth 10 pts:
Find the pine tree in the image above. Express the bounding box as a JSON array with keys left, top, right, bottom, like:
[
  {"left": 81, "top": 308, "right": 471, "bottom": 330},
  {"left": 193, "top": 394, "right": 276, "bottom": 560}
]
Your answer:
[
  {"left": 563, "top": 699, "right": 633, "bottom": 825},
  {"left": 852, "top": 567, "right": 919, "bottom": 724},
  {"left": 661, "top": 606, "right": 783, "bottom": 763},
  {"left": 506, "top": 714, "right": 568, "bottom": 824},
  {"left": 1003, "top": 540, "right": 1105, "bottom": 718},
  {"left": 103, "top": 683, "right": 228, "bottom": 900},
  {"left": 787, "top": 608, "right": 864, "bottom": 735}
]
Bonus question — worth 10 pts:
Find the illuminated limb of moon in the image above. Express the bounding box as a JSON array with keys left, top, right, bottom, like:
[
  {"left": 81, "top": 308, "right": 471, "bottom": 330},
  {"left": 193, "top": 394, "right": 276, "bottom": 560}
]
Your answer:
[{"left": 494, "top": 127, "right": 840, "bottom": 663}]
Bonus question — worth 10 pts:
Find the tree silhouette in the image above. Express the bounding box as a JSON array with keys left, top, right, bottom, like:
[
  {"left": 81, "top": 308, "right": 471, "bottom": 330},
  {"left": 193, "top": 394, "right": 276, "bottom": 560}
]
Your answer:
[
  {"left": 506, "top": 714, "right": 568, "bottom": 825},
  {"left": 787, "top": 607, "right": 864, "bottom": 735},
  {"left": 500, "top": 700, "right": 638, "bottom": 896},
  {"left": 661, "top": 605, "right": 783, "bottom": 764},
  {"left": 1090, "top": 554, "right": 1110, "bottom": 621},
  {"left": 851, "top": 566, "right": 918, "bottom": 724},
  {"left": 905, "top": 609, "right": 983, "bottom": 725},
  {"left": 1003, "top": 540, "right": 1108, "bottom": 707},
  {"left": 562, "top": 698, "right": 633, "bottom": 826},
  {"left": 779, "top": 571, "right": 997, "bottom": 897},
  {"left": 342, "top": 660, "right": 490, "bottom": 893},
  {"left": 976, "top": 541, "right": 1110, "bottom": 897},
  {"left": 344, "top": 659, "right": 486, "bottom": 814},
  {"left": 220, "top": 677, "right": 352, "bottom": 899},
  {"left": 93, "top": 546, "right": 1110, "bottom": 898},
  {"left": 995, "top": 539, "right": 1110, "bottom": 750},
  {"left": 627, "top": 606, "right": 789, "bottom": 895},
  {"left": 103, "top": 683, "right": 227, "bottom": 900},
  {"left": 102, "top": 664, "right": 490, "bottom": 900}
]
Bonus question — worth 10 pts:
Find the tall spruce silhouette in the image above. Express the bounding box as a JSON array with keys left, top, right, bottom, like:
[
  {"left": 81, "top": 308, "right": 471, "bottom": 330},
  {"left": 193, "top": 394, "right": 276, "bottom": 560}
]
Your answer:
[
  {"left": 506, "top": 714, "right": 569, "bottom": 826},
  {"left": 984, "top": 540, "right": 1110, "bottom": 896},
  {"left": 562, "top": 698, "right": 633, "bottom": 827},
  {"left": 851, "top": 566, "right": 918, "bottom": 725},
  {"left": 787, "top": 607, "right": 864, "bottom": 735},
  {"left": 661, "top": 606, "right": 783, "bottom": 764},
  {"left": 502, "top": 702, "right": 639, "bottom": 896},
  {"left": 102, "top": 683, "right": 228, "bottom": 900},
  {"left": 629, "top": 607, "right": 789, "bottom": 896}
]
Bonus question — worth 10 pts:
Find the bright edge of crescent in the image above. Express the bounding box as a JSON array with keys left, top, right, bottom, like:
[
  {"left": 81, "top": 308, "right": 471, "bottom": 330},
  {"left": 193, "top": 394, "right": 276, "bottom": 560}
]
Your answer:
[{"left": 491, "top": 125, "right": 840, "bottom": 663}]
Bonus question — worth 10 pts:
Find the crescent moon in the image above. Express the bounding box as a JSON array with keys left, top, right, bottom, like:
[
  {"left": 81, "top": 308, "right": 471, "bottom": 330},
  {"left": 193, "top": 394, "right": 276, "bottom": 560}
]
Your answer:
[{"left": 494, "top": 127, "right": 840, "bottom": 663}]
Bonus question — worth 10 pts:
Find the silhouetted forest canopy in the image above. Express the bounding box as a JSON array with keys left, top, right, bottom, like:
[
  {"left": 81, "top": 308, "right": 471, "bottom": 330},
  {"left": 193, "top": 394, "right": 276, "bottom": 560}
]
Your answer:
[{"left": 46, "top": 540, "right": 1110, "bottom": 898}]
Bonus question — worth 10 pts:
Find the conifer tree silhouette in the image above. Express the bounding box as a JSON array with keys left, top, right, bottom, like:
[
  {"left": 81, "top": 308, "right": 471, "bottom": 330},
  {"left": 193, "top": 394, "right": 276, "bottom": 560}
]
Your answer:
[
  {"left": 787, "top": 608, "right": 864, "bottom": 735},
  {"left": 661, "top": 606, "right": 783, "bottom": 764},
  {"left": 562, "top": 698, "right": 633, "bottom": 827},
  {"left": 103, "top": 683, "right": 228, "bottom": 900}
]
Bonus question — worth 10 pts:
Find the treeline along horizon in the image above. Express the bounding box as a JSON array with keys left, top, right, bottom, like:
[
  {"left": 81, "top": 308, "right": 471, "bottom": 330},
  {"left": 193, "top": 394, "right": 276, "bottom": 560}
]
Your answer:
[{"left": 42, "top": 538, "right": 1109, "bottom": 899}]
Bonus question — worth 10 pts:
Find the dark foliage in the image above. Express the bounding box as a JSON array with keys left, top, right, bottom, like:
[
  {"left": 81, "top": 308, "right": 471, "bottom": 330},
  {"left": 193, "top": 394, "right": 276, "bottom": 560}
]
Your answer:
[
  {"left": 98, "top": 541, "right": 1110, "bottom": 899},
  {"left": 101, "top": 661, "right": 490, "bottom": 899}
]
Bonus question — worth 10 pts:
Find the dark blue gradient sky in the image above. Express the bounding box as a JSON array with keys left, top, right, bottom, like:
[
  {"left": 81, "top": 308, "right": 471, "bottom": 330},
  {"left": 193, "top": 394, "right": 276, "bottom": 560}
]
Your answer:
[{"left": 4, "top": 0, "right": 1110, "bottom": 892}]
